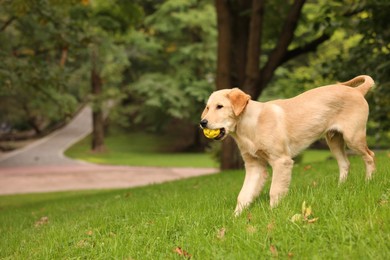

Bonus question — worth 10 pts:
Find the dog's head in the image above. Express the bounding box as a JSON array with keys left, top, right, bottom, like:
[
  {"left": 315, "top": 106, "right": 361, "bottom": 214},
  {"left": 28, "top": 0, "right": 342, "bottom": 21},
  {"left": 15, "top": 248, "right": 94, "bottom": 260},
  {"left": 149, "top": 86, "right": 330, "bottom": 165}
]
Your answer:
[{"left": 200, "top": 88, "right": 251, "bottom": 140}]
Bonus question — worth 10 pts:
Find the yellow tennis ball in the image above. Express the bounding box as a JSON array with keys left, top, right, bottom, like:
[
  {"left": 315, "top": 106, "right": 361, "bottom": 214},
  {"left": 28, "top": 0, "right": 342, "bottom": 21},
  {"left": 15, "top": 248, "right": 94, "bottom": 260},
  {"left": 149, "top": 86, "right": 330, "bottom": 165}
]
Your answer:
[{"left": 203, "top": 128, "right": 220, "bottom": 139}]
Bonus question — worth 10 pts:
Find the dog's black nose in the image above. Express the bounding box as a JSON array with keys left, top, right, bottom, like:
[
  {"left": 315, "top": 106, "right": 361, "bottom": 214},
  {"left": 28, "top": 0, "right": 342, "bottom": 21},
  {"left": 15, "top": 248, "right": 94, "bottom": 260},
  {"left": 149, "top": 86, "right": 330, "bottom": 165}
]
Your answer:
[{"left": 200, "top": 119, "right": 208, "bottom": 128}]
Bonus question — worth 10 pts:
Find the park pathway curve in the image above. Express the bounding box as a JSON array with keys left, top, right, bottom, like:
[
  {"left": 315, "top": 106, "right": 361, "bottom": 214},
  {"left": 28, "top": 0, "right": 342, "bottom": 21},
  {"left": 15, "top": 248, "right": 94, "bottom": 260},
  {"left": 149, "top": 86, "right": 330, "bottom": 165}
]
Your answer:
[{"left": 0, "top": 106, "right": 218, "bottom": 195}]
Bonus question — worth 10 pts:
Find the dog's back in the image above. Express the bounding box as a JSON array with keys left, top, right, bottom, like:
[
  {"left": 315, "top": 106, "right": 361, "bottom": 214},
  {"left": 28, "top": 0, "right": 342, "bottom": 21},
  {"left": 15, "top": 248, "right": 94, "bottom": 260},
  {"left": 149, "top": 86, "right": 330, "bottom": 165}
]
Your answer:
[{"left": 266, "top": 75, "right": 374, "bottom": 156}]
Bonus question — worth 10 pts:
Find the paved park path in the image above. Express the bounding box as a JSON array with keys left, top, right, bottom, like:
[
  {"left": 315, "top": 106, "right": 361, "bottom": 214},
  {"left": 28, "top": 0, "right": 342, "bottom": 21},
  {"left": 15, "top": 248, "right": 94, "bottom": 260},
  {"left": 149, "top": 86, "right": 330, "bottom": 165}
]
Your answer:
[{"left": 0, "top": 106, "right": 218, "bottom": 195}]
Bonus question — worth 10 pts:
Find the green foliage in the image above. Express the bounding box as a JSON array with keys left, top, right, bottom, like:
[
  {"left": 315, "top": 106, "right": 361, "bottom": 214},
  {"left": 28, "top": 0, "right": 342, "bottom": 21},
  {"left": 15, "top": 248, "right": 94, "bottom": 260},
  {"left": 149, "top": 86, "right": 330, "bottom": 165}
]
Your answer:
[
  {"left": 0, "top": 0, "right": 142, "bottom": 134},
  {"left": 91, "top": 0, "right": 143, "bottom": 33},
  {"left": 0, "top": 0, "right": 85, "bottom": 132},
  {"left": 1, "top": 0, "right": 388, "bottom": 149},
  {"left": 119, "top": 0, "right": 216, "bottom": 130}
]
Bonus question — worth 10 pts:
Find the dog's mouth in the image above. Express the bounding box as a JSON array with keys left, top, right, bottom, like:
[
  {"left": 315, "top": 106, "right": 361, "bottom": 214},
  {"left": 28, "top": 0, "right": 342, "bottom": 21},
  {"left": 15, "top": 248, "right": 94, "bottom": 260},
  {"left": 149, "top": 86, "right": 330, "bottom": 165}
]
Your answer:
[
  {"left": 200, "top": 126, "right": 227, "bottom": 140},
  {"left": 214, "top": 128, "right": 226, "bottom": 140}
]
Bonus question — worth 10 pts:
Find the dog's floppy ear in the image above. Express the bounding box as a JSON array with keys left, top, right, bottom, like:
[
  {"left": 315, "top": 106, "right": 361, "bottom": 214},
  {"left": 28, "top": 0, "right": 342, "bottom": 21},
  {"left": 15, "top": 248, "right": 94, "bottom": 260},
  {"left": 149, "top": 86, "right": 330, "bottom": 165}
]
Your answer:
[{"left": 227, "top": 88, "right": 251, "bottom": 116}]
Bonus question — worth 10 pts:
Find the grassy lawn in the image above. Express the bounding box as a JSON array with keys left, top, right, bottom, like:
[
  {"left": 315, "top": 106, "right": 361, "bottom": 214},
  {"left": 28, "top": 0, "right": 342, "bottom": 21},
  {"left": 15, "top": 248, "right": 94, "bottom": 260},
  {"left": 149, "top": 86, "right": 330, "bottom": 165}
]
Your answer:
[
  {"left": 65, "top": 130, "right": 332, "bottom": 168},
  {"left": 65, "top": 131, "right": 218, "bottom": 168},
  {"left": 0, "top": 151, "right": 389, "bottom": 259}
]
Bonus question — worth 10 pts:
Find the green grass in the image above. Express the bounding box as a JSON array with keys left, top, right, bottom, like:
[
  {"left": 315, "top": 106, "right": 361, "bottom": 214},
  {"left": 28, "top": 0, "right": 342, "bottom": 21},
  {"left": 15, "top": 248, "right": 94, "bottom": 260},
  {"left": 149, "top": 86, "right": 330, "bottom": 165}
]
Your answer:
[
  {"left": 0, "top": 152, "right": 389, "bottom": 259},
  {"left": 65, "top": 131, "right": 218, "bottom": 168},
  {"left": 65, "top": 130, "right": 330, "bottom": 168}
]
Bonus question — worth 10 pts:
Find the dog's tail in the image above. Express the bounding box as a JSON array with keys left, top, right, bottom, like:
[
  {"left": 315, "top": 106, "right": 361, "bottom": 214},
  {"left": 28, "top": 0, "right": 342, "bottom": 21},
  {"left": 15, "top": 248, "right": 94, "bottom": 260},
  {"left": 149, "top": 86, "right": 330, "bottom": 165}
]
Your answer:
[{"left": 339, "top": 75, "right": 374, "bottom": 96}]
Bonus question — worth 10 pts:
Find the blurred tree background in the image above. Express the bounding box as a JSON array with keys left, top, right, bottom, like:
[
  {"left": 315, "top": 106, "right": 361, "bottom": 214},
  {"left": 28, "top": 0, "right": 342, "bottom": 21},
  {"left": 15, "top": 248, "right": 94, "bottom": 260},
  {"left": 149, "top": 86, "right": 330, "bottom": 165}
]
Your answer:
[{"left": 0, "top": 0, "right": 389, "bottom": 169}]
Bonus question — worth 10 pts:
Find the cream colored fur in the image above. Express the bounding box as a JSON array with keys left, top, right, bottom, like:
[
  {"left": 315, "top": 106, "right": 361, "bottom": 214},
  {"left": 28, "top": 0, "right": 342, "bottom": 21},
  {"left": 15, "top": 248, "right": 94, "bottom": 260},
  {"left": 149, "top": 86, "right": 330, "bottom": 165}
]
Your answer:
[{"left": 201, "top": 75, "right": 375, "bottom": 216}]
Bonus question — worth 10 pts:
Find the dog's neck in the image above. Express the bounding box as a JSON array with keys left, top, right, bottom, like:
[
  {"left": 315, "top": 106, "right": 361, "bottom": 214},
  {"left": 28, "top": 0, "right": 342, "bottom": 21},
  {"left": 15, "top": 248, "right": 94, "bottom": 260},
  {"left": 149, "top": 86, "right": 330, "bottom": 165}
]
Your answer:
[
  {"left": 229, "top": 100, "right": 265, "bottom": 157},
  {"left": 232, "top": 100, "right": 263, "bottom": 136}
]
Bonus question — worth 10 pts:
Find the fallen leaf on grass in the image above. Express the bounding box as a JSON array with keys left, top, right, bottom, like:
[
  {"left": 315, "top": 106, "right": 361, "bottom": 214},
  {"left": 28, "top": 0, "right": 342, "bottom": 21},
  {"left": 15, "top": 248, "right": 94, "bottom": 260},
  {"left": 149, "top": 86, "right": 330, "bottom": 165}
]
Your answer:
[
  {"left": 270, "top": 244, "right": 278, "bottom": 257},
  {"left": 302, "top": 201, "right": 312, "bottom": 219},
  {"left": 174, "top": 247, "right": 191, "bottom": 258},
  {"left": 34, "top": 216, "right": 49, "bottom": 227},
  {"left": 267, "top": 221, "right": 275, "bottom": 232},
  {"left": 291, "top": 213, "right": 302, "bottom": 223},
  {"left": 86, "top": 230, "right": 93, "bottom": 236},
  {"left": 217, "top": 227, "right": 226, "bottom": 239},
  {"left": 291, "top": 201, "right": 319, "bottom": 224},
  {"left": 304, "top": 165, "right": 312, "bottom": 171},
  {"left": 288, "top": 252, "right": 294, "bottom": 259},
  {"left": 307, "top": 217, "right": 319, "bottom": 224},
  {"left": 247, "top": 212, "right": 252, "bottom": 223}
]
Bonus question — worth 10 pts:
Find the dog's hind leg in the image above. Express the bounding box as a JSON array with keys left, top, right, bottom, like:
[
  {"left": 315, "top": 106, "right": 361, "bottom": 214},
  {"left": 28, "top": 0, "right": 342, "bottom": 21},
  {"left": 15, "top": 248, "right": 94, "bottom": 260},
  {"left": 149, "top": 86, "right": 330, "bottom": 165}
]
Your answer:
[
  {"left": 234, "top": 155, "right": 268, "bottom": 216},
  {"left": 344, "top": 130, "right": 375, "bottom": 180},
  {"left": 326, "top": 131, "right": 350, "bottom": 183},
  {"left": 269, "top": 156, "right": 294, "bottom": 208}
]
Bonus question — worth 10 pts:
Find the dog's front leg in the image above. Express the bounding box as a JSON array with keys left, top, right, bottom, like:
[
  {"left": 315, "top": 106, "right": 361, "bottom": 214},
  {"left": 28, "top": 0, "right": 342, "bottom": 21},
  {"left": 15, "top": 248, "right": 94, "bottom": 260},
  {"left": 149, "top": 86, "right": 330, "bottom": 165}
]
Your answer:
[
  {"left": 234, "top": 154, "right": 268, "bottom": 216},
  {"left": 269, "top": 156, "right": 294, "bottom": 208}
]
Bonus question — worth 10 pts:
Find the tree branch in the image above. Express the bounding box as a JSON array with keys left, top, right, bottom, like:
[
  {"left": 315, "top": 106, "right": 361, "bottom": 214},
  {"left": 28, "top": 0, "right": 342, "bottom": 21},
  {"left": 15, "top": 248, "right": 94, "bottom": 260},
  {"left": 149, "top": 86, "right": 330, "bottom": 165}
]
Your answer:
[
  {"left": 1, "top": 16, "right": 16, "bottom": 32},
  {"left": 60, "top": 46, "right": 68, "bottom": 67},
  {"left": 280, "top": 33, "right": 331, "bottom": 65},
  {"left": 256, "top": 0, "right": 306, "bottom": 98},
  {"left": 243, "top": 0, "right": 265, "bottom": 97},
  {"left": 215, "top": 0, "right": 232, "bottom": 90}
]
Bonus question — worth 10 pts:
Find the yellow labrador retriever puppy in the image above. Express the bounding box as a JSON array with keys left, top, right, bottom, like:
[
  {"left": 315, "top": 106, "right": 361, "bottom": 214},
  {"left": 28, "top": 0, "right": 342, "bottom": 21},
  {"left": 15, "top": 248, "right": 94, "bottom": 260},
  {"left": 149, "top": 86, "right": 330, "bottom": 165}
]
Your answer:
[{"left": 200, "top": 75, "right": 375, "bottom": 216}]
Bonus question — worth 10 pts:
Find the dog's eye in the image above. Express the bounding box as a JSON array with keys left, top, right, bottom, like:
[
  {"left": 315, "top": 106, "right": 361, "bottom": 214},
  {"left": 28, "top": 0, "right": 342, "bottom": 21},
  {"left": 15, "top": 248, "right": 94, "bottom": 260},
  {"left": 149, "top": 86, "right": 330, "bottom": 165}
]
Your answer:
[{"left": 216, "top": 105, "right": 223, "bottom": 109}]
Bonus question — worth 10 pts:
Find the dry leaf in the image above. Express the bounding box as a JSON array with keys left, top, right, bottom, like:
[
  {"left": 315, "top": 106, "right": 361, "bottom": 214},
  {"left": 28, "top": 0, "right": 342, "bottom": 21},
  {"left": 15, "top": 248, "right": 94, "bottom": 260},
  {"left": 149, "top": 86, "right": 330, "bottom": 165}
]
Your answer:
[
  {"left": 217, "top": 228, "right": 226, "bottom": 239},
  {"left": 301, "top": 201, "right": 312, "bottom": 219},
  {"left": 270, "top": 244, "right": 278, "bottom": 257},
  {"left": 288, "top": 252, "right": 294, "bottom": 259},
  {"left": 307, "top": 217, "right": 319, "bottom": 224},
  {"left": 267, "top": 221, "right": 275, "bottom": 232},
  {"left": 291, "top": 213, "right": 302, "bottom": 223},
  {"left": 292, "top": 201, "right": 318, "bottom": 224},
  {"left": 174, "top": 247, "right": 191, "bottom": 259},
  {"left": 303, "top": 205, "right": 312, "bottom": 219},
  {"left": 247, "top": 212, "right": 252, "bottom": 223},
  {"left": 301, "top": 201, "right": 307, "bottom": 215},
  {"left": 304, "top": 165, "right": 312, "bottom": 171},
  {"left": 35, "top": 216, "right": 49, "bottom": 227},
  {"left": 86, "top": 230, "right": 93, "bottom": 236}
]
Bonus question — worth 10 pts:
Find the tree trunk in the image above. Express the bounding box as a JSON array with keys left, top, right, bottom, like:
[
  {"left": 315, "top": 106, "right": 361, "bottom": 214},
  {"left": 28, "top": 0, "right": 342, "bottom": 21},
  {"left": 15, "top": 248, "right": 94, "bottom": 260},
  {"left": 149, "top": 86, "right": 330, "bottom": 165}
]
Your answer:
[
  {"left": 215, "top": 0, "right": 251, "bottom": 170},
  {"left": 243, "top": 0, "right": 265, "bottom": 97},
  {"left": 91, "top": 48, "right": 105, "bottom": 152},
  {"left": 220, "top": 136, "right": 244, "bottom": 169},
  {"left": 215, "top": 0, "right": 232, "bottom": 90},
  {"left": 215, "top": 0, "right": 330, "bottom": 169}
]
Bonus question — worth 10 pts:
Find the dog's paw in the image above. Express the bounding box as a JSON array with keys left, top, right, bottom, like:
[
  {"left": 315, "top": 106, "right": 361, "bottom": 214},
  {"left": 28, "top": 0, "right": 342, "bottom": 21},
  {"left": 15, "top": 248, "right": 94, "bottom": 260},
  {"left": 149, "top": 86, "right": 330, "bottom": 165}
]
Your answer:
[{"left": 234, "top": 203, "right": 246, "bottom": 217}]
